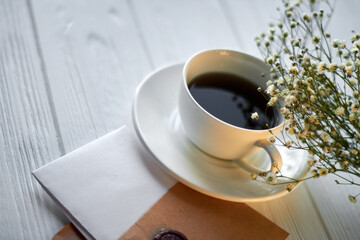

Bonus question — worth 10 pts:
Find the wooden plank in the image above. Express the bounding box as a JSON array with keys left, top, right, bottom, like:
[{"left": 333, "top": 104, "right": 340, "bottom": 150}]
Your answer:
[
  {"left": 31, "top": 0, "right": 153, "bottom": 152},
  {"left": 225, "top": 0, "right": 360, "bottom": 239},
  {"left": 0, "top": 0, "right": 67, "bottom": 239},
  {"left": 128, "top": 0, "right": 240, "bottom": 67},
  {"left": 220, "top": 0, "right": 281, "bottom": 58}
]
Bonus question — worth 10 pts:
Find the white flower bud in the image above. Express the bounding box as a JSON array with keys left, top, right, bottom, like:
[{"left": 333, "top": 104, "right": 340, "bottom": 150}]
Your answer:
[
  {"left": 335, "top": 107, "right": 345, "bottom": 116},
  {"left": 349, "top": 113, "right": 356, "bottom": 121},
  {"left": 303, "top": 13, "right": 311, "bottom": 22},
  {"left": 328, "top": 63, "right": 337, "bottom": 71},
  {"left": 281, "top": 107, "right": 288, "bottom": 114},
  {"left": 353, "top": 40, "right": 360, "bottom": 49},
  {"left": 266, "top": 172, "right": 277, "bottom": 184},
  {"left": 354, "top": 91, "right": 359, "bottom": 98},
  {"left": 349, "top": 195, "right": 357, "bottom": 204},
  {"left": 320, "top": 132, "right": 330, "bottom": 142},
  {"left": 317, "top": 62, "right": 326, "bottom": 73},
  {"left": 339, "top": 40, "right": 346, "bottom": 49},
  {"left": 346, "top": 66, "right": 354, "bottom": 75},
  {"left": 251, "top": 112, "right": 259, "bottom": 120},
  {"left": 268, "top": 135, "right": 276, "bottom": 143},
  {"left": 290, "top": 66, "right": 299, "bottom": 74},
  {"left": 268, "top": 96, "right": 278, "bottom": 106},
  {"left": 352, "top": 104, "right": 359, "bottom": 112},
  {"left": 331, "top": 39, "right": 339, "bottom": 48}
]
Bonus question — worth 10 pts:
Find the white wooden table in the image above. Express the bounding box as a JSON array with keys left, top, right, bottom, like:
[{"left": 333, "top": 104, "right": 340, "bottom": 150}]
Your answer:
[{"left": 1, "top": 0, "right": 359, "bottom": 239}]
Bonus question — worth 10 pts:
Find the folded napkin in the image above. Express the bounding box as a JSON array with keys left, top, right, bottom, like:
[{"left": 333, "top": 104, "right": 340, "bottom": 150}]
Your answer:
[{"left": 33, "top": 126, "right": 176, "bottom": 240}]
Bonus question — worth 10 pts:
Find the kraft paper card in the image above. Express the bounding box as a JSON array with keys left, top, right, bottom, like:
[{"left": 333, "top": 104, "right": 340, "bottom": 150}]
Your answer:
[{"left": 120, "top": 183, "right": 289, "bottom": 240}]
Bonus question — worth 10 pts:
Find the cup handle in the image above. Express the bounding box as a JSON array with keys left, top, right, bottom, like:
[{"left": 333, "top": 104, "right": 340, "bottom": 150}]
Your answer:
[{"left": 236, "top": 139, "right": 282, "bottom": 174}]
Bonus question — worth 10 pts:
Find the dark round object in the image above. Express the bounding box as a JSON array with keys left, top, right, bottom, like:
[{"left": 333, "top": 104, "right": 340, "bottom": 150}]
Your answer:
[{"left": 153, "top": 228, "right": 188, "bottom": 240}]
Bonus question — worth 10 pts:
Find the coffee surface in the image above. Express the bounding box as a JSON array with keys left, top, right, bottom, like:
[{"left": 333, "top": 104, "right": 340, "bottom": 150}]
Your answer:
[{"left": 188, "top": 72, "right": 278, "bottom": 130}]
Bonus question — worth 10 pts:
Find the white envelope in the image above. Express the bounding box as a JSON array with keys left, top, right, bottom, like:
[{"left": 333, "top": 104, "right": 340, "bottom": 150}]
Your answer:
[{"left": 33, "top": 126, "right": 176, "bottom": 240}]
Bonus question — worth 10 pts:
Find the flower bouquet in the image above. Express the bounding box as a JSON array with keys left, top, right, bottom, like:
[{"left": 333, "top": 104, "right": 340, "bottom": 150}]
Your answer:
[{"left": 253, "top": 0, "right": 360, "bottom": 203}]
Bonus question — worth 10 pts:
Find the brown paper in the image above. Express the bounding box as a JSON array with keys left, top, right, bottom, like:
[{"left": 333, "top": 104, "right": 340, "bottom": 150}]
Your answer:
[
  {"left": 52, "top": 223, "right": 86, "bottom": 240},
  {"left": 120, "top": 183, "right": 288, "bottom": 240}
]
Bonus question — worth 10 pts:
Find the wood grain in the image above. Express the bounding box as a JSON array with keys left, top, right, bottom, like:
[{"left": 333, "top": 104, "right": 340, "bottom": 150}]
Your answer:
[
  {"left": 2, "top": 0, "right": 358, "bottom": 239},
  {"left": 0, "top": 0, "right": 67, "bottom": 239},
  {"left": 30, "top": 0, "right": 153, "bottom": 153}
]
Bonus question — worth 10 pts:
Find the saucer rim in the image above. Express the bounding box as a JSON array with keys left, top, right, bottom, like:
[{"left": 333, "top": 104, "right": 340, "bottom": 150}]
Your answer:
[{"left": 132, "top": 63, "right": 306, "bottom": 202}]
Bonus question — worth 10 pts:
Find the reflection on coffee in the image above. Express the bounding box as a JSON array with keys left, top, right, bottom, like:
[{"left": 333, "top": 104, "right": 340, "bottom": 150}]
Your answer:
[{"left": 188, "top": 72, "right": 278, "bottom": 130}]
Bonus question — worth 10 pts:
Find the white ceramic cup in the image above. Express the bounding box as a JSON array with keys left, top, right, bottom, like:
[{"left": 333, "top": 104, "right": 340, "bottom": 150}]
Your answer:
[{"left": 178, "top": 49, "right": 285, "bottom": 174}]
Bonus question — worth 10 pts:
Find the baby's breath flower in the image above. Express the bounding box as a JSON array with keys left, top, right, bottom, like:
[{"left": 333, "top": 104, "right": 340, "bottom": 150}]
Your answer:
[
  {"left": 286, "top": 140, "right": 293, "bottom": 148},
  {"left": 352, "top": 104, "right": 359, "bottom": 112},
  {"left": 285, "top": 95, "right": 297, "bottom": 105},
  {"left": 269, "top": 27, "right": 276, "bottom": 35},
  {"left": 335, "top": 107, "right": 345, "bottom": 116},
  {"left": 346, "top": 66, "right": 354, "bottom": 75},
  {"left": 286, "top": 183, "right": 295, "bottom": 192},
  {"left": 349, "top": 113, "right": 356, "bottom": 121},
  {"left": 307, "top": 87, "right": 315, "bottom": 95},
  {"left": 339, "top": 40, "right": 346, "bottom": 49},
  {"left": 290, "top": 21, "right": 297, "bottom": 28},
  {"left": 353, "top": 40, "right": 360, "bottom": 49},
  {"left": 251, "top": 112, "right": 259, "bottom": 120},
  {"left": 353, "top": 91, "right": 359, "bottom": 98},
  {"left": 331, "top": 39, "right": 339, "bottom": 48},
  {"left": 267, "top": 57, "right": 275, "bottom": 64},
  {"left": 276, "top": 77, "right": 285, "bottom": 85},
  {"left": 251, "top": 173, "right": 257, "bottom": 180},
  {"left": 268, "top": 96, "right": 279, "bottom": 106},
  {"left": 311, "top": 169, "right": 319, "bottom": 179},
  {"left": 268, "top": 135, "right": 276, "bottom": 143},
  {"left": 290, "top": 66, "right": 299, "bottom": 74},
  {"left": 255, "top": 1, "right": 360, "bottom": 200},
  {"left": 266, "top": 85, "right": 276, "bottom": 96},
  {"left": 351, "top": 48, "right": 359, "bottom": 54},
  {"left": 350, "top": 149, "right": 359, "bottom": 156},
  {"left": 309, "top": 115, "right": 319, "bottom": 124},
  {"left": 320, "top": 132, "right": 330, "bottom": 142},
  {"left": 312, "top": 36, "right": 321, "bottom": 45},
  {"left": 266, "top": 172, "right": 277, "bottom": 184},
  {"left": 319, "top": 168, "right": 328, "bottom": 177},
  {"left": 349, "top": 195, "right": 357, "bottom": 204},
  {"left": 307, "top": 159, "right": 315, "bottom": 166},
  {"left": 339, "top": 63, "right": 346, "bottom": 70},
  {"left": 328, "top": 63, "right": 337, "bottom": 71},
  {"left": 303, "top": 13, "right": 311, "bottom": 22},
  {"left": 317, "top": 62, "right": 326, "bottom": 73},
  {"left": 287, "top": 127, "right": 295, "bottom": 134}
]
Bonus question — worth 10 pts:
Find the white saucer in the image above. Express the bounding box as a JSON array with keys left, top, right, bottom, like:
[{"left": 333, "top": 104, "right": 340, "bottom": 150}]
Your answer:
[{"left": 132, "top": 63, "right": 309, "bottom": 202}]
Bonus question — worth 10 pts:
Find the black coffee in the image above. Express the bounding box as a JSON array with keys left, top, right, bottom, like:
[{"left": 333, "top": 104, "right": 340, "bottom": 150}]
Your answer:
[{"left": 188, "top": 72, "right": 278, "bottom": 130}]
